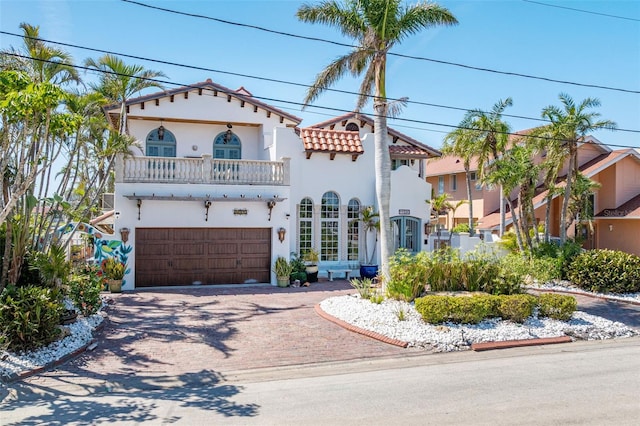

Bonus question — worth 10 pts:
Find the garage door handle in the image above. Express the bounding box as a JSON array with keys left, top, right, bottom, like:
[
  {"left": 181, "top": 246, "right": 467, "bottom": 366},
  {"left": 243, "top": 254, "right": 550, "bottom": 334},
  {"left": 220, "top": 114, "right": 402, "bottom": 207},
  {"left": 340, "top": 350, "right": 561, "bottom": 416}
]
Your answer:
[{"left": 236, "top": 259, "right": 242, "bottom": 266}]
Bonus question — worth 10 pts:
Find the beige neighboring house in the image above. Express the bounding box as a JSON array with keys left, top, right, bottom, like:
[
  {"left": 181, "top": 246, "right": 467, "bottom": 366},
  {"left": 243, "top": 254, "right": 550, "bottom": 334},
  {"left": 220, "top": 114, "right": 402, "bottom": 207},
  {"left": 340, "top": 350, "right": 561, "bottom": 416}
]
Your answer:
[{"left": 425, "top": 135, "right": 640, "bottom": 256}]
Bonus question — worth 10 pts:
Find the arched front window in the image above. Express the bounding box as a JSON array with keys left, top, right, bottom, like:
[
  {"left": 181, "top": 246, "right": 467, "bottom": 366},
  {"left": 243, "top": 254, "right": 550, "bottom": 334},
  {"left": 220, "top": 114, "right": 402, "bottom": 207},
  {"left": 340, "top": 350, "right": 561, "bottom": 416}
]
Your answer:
[
  {"left": 298, "top": 198, "right": 313, "bottom": 255},
  {"left": 213, "top": 132, "right": 241, "bottom": 159},
  {"left": 146, "top": 127, "right": 176, "bottom": 157},
  {"left": 321, "top": 191, "right": 340, "bottom": 261},
  {"left": 347, "top": 199, "right": 360, "bottom": 261}
]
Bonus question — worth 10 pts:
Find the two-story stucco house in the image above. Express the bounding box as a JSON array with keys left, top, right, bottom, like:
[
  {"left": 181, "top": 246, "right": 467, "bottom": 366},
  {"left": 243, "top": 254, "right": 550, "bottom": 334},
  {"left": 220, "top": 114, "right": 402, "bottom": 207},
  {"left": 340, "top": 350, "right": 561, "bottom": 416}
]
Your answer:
[
  {"left": 425, "top": 135, "right": 640, "bottom": 256},
  {"left": 105, "top": 79, "right": 439, "bottom": 289}
]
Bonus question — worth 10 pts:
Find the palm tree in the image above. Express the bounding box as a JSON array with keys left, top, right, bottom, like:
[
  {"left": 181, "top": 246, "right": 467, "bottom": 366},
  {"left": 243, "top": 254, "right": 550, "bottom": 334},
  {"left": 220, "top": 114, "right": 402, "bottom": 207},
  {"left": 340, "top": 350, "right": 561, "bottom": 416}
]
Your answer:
[
  {"left": 0, "top": 23, "right": 80, "bottom": 85},
  {"left": 297, "top": 0, "right": 457, "bottom": 285},
  {"left": 541, "top": 94, "right": 616, "bottom": 243},
  {"left": 352, "top": 205, "right": 380, "bottom": 265},
  {"left": 465, "top": 98, "right": 513, "bottom": 235},
  {"left": 84, "top": 54, "right": 166, "bottom": 135},
  {"left": 442, "top": 120, "right": 476, "bottom": 235}
]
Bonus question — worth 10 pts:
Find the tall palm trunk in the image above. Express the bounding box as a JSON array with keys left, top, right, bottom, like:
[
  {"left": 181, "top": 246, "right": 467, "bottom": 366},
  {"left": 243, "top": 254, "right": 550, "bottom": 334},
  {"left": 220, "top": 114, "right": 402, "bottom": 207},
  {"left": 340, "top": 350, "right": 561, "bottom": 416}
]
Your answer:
[
  {"left": 560, "top": 144, "right": 576, "bottom": 243},
  {"left": 464, "top": 165, "right": 474, "bottom": 236}
]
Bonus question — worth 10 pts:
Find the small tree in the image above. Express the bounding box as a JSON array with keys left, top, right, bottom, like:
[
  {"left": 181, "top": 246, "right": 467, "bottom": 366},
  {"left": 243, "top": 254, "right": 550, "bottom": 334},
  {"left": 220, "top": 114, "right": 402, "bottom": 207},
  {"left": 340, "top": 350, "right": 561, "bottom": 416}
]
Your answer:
[{"left": 352, "top": 206, "right": 380, "bottom": 265}]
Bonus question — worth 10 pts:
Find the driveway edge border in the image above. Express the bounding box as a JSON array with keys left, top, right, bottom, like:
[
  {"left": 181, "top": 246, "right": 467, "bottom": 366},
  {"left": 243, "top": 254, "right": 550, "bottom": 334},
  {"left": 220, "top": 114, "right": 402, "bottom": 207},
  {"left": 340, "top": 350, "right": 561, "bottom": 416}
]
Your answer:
[{"left": 314, "top": 304, "right": 409, "bottom": 348}]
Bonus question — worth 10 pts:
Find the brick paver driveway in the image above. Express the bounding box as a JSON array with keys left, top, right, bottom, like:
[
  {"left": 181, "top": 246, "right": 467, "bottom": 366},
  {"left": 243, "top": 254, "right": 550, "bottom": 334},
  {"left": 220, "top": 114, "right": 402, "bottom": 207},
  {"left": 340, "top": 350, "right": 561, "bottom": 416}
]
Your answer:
[{"left": 55, "top": 281, "right": 423, "bottom": 380}]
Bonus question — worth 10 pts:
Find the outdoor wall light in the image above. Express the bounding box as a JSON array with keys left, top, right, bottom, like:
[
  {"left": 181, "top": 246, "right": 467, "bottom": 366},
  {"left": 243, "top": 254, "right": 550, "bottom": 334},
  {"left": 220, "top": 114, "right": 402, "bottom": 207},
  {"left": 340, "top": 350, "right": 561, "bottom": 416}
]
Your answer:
[
  {"left": 609, "top": 224, "right": 613, "bottom": 232},
  {"left": 204, "top": 200, "right": 212, "bottom": 221},
  {"left": 223, "top": 123, "right": 233, "bottom": 144},
  {"left": 277, "top": 227, "right": 286, "bottom": 243},
  {"left": 158, "top": 120, "right": 165, "bottom": 141},
  {"left": 267, "top": 200, "right": 276, "bottom": 221},
  {"left": 136, "top": 199, "right": 142, "bottom": 220},
  {"left": 119, "top": 228, "right": 130, "bottom": 243}
]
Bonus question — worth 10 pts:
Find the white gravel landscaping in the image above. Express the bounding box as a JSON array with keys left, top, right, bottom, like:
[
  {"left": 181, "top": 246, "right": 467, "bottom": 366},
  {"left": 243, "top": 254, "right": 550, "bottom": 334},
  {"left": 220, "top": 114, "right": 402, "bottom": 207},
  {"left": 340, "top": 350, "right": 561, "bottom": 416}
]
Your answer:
[
  {"left": 0, "top": 310, "right": 104, "bottom": 382},
  {"left": 320, "top": 289, "right": 637, "bottom": 353}
]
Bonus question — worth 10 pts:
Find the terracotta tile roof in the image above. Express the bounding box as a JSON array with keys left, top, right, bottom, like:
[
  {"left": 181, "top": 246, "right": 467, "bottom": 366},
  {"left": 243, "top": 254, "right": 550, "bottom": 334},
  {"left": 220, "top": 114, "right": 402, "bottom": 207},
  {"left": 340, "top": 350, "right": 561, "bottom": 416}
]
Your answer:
[
  {"left": 300, "top": 128, "right": 364, "bottom": 159},
  {"left": 309, "top": 112, "right": 441, "bottom": 157},
  {"left": 389, "top": 145, "right": 431, "bottom": 157}
]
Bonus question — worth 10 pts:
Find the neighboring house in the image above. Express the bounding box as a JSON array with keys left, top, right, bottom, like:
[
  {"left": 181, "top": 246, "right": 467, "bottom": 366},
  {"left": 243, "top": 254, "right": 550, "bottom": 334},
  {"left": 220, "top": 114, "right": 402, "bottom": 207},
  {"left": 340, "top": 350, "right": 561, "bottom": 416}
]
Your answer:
[
  {"left": 425, "top": 135, "right": 640, "bottom": 256},
  {"left": 105, "top": 80, "right": 438, "bottom": 289}
]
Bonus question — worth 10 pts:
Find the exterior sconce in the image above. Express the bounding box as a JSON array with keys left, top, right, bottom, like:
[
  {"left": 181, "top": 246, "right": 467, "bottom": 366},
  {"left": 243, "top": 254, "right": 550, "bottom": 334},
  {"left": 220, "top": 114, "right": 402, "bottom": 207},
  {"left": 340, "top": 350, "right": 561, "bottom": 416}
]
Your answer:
[
  {"left": 609, "top": 224, "right": 613, "bottom": 232},
  {"left": 119, "top": 227, "right": 130, "bottom": 243},
  {"left": 204, "top": 200, "right": 212, "bottom": 221},
  {"left": 277, "top": 227, "right": 286, "bottom": 243},
  {"left": 224, "top": 123, "right": 233, "bottom": 144},
  {"left": 158, "top": 120, "right": 165, "bottom": 141},
  {"left": 267, "top": 200, "right": 276, "bottom": 221},
  {"left": 136, "top": 199, "right": 142, "bottom": 220}
]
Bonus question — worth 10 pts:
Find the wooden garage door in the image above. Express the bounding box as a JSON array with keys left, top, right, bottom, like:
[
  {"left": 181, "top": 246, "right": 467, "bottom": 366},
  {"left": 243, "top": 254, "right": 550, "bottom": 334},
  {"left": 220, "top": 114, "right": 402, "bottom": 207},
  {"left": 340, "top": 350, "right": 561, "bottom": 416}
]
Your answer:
[{"left": 136, "top": 228, "right": 271, "bottom": 287}]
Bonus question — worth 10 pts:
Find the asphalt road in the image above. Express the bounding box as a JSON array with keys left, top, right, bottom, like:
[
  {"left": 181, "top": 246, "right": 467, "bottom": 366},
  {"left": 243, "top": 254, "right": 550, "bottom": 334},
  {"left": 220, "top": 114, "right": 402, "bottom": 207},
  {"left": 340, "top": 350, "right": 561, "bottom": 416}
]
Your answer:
[{"left": 2, "top": 338, "right": 639, "bottom": 425}]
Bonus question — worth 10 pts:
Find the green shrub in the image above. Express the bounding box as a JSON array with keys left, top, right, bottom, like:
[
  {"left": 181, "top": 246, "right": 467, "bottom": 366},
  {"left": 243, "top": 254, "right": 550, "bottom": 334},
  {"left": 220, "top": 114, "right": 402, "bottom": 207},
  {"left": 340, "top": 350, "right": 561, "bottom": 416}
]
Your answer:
[
  {"left": 369, "top": 293, "right": 384, "bottom": 304},
  {"left": 387, "top": 250, "right": 428, "bottom": 301},
  {"left": 538, "top": 293, "right": 577, "bottom": 321},
  {"left": 567, "top": 249, "right": 640, "bottom": 293},
  {"left": 68, "top": 265, "right": 103, "bottom": 317},
  {"left": 0, "top": 285, "right": 64, "bottom": 352},
  {"left": 502, "top": 254, "right": 562, "bottom": 285},
  {"left": 497, "top": 294, "right": 538, "bottom": 323},
  {"left": 415, "top": 295, "right": 454, "bottom": 324},
  {"left": 415, "top": 294, "right": 498, "bottom": 324},
  {"left": 450, "top": 295, "right": 498, "bottom": 324},
  {"left": 451, "top": 223, "right": 470, "bottom": 233}
]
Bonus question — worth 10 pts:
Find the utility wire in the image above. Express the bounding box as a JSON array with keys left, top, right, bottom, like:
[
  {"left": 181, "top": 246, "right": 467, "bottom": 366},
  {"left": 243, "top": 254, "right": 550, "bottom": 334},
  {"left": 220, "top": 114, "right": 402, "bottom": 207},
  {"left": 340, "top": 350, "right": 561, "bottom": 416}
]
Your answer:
[
  {"left": 4, "top": 52, "right": 638, "bottom": 150},
  {"left": 523, "top": 0, "right": 640, "bottom": 22},
  {"left": 120, "top": 0, "right": 640, "bottom": 95},
  {"left": 2, "top": 30, "right": 640, "bottom": 135}
]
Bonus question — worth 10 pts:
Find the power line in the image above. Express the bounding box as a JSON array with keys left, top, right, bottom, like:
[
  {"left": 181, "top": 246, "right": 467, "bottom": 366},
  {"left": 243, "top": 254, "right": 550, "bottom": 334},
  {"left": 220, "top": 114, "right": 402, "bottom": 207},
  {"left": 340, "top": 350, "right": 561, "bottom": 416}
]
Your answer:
[
  {"left": 120, "top": 0, "right": 640, "bottom": 95},
  {"left": 4, "top": 52, "right": 638, "bottom": 150},
  {"left": 2, "top": 30, "right": 640, "bottom": 135},
  {"left": 523, "top": 0, "right": 640, "bottom": 22}
]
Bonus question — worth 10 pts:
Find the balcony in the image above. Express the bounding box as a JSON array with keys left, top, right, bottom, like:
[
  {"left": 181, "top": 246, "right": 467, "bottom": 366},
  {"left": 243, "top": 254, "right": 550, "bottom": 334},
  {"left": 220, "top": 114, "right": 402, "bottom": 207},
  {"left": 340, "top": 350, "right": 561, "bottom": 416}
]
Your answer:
[{"left": 115, "top": 154, "right": 290, "bottom": 186}]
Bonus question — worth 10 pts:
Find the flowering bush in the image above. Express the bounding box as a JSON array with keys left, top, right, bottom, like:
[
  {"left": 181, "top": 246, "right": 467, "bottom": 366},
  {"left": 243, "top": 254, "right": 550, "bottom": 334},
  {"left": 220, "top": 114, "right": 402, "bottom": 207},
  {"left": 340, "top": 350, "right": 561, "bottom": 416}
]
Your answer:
[{"left": 68, "top": 264, "right": 104, "bottom": 316}]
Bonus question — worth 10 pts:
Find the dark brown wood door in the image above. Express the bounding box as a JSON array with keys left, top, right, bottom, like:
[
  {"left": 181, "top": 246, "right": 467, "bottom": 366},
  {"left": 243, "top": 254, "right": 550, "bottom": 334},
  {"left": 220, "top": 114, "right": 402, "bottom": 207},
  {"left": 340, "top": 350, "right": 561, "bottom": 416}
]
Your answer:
[{"left": 135, "top": 228, "right": 271, "bottom": 287}]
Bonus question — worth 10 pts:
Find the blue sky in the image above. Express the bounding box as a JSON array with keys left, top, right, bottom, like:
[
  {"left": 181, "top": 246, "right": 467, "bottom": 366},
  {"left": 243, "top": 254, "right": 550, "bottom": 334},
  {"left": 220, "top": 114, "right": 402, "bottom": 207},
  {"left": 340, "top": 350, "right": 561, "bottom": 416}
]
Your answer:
[{"left": 1, "top": 0, "right": 639, "bottom": 150}]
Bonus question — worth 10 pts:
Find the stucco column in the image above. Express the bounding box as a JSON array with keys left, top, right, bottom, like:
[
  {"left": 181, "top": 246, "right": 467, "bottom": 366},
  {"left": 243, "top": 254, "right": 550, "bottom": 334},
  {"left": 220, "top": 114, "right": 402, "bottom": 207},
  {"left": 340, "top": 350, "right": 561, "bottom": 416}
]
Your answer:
[
  {"left": 115, "top": 153, "right": 124, "bottom": 183},
  {"left": 313, "top": 204, "right": 321, "bottom": 257},
  {"left": 282, "top": 157, "right": 291, "bottom": 186},
  {"left": 340, "top": 204, "right": 348, "bottom": 261},
  {"left": 202, "top": 153, "right": 213, "bottom": 183}
]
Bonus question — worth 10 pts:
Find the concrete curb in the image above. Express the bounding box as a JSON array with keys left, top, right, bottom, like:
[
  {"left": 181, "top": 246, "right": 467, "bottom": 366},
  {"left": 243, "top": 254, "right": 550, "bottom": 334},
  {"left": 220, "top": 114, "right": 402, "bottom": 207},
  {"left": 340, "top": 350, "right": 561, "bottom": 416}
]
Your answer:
[
  {"left": 314, "top": 304, "right": 409, "bottom": 348},
  {"left": 1, "top": 317, "right": 107, "bottom": 384},
  {"left": 471, "top": 336, "right": 572, "bottom": 351}
]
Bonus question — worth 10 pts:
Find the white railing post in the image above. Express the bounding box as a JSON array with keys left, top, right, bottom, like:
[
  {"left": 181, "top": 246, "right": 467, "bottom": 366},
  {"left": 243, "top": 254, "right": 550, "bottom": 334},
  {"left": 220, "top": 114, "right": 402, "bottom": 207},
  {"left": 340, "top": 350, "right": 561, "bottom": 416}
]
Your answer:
[
  {"left": 201, "top": 154, "right": 212, "bottom": 183},
  {"left": 282, "top": 157, "right": 291, "bottom": 185},
  {"left": 115, "top": 154, "right": 124, "bottom": 183}
]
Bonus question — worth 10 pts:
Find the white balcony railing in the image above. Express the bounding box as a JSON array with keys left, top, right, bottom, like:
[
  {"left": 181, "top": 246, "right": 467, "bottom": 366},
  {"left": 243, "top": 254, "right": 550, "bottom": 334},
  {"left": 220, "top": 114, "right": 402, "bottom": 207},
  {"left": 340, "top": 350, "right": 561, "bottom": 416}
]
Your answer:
[{"left": 115, "top": 154, "right": 290, "bottom": 185}]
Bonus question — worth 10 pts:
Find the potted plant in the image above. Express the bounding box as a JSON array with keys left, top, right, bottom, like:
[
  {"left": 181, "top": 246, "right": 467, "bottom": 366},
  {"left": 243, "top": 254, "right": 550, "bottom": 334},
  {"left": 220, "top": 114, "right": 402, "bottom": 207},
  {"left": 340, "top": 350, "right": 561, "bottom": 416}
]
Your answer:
[
  {"left": 103, "top": 256, "right": 126, "bottom": 293},
  {"left": 273, "top": 256, "right": 293, "bottom": 288},
  {"left": 302, "top": 248, "right": 319, "bottom": 282},
  {"left": 289, "top": 252, "right": 308, "bottom": 284},
  {"left": 352, "top": 206, "right": 380, "bottom": 279}
]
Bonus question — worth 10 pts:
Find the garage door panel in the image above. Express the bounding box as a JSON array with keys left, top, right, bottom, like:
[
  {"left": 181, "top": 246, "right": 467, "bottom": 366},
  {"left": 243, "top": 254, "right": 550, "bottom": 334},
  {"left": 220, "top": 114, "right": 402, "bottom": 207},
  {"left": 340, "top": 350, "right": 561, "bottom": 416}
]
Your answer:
[
  {"left": 136, "top": 227, "right": 271, "bottom": 287},
  {"left": 209, "top": 244, "right": 238, "bottom": 255},
  {"left": 137, "top": 244, "right": 172, "bottom": 256},
  {"left": 174, "top": 243, "right": 204, "bottom": 256}
]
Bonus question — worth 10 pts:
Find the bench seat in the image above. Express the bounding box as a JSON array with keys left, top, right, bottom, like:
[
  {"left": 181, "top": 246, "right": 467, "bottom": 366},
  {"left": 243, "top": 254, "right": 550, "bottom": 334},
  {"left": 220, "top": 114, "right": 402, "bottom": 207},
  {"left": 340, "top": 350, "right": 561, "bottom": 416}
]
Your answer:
[{"left": 327, "top": 269, "right": 353, "bottom": 282}]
